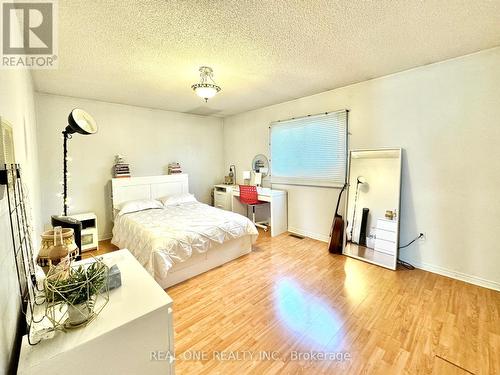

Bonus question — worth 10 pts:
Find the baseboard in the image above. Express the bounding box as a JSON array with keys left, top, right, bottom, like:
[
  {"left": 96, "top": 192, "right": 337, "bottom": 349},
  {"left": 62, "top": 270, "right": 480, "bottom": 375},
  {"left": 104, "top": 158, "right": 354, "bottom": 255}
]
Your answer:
[
  {"left": 285, "top": 229, "right": 499, "bottom": 291},
  {"left": 402, "top": 257, "right": 500, "bottom": 291},
  {"left": 99, "top": 233, "right": 112, "bottom": 241},
  {"left": 288, "top": 227, "right": 329, "bottom": 243}
]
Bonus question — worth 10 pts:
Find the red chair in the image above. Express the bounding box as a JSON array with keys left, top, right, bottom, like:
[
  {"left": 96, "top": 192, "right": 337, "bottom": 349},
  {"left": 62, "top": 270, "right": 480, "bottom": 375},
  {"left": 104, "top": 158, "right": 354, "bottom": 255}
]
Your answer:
[{"left": 239, "top": 185, "right": 269, "bottom": 231}]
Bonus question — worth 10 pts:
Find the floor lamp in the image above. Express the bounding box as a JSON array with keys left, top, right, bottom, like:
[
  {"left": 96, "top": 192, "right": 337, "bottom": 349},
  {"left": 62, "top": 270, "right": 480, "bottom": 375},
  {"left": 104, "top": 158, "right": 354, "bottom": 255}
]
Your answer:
[
  {"left": 62, "top": 109, "right": 98, "bottom": 216},
  {"left": 350, "top": 176, "right": 367, "bottom": 243}
]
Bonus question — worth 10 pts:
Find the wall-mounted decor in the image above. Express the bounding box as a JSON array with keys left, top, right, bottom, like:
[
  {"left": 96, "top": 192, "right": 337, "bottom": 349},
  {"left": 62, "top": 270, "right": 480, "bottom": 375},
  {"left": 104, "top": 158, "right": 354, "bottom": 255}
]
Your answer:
[
  {"left": 0, "top": 117, "right": 15, "bottom": 200},
  {"left": 0, "top": 164, "right": 42, "bottom": 344}
]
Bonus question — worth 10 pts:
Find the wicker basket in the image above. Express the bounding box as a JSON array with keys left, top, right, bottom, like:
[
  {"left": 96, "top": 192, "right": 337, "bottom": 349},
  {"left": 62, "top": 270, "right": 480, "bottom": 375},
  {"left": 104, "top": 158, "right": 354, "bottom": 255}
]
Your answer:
[{"left": 37, "top": 228, "right": 79, "bottom": 272}]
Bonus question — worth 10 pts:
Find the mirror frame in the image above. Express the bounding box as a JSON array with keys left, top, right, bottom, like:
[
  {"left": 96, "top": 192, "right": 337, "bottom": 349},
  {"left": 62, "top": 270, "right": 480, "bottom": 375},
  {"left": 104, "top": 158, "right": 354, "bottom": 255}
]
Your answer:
[
  {"left": 251, "top": 154, "right": 269, "bottom": 177},
  {"left": 342, "top": 148, "right": 402, "bottom": 270}
]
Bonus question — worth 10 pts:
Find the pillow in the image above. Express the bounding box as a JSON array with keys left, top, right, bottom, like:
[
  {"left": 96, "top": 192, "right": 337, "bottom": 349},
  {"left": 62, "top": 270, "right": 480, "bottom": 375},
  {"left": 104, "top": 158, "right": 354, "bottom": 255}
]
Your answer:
[
  {"left": 117, "top": 199, "right": 163, "bottom": 216},
  {"left": 160, "top": 193, "right": 197, "bottom": 207}
]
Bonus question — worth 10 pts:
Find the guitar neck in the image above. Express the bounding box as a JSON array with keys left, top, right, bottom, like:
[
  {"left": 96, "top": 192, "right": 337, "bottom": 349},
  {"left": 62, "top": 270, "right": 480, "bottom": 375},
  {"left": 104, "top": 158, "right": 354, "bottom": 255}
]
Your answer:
[{"left": 334, "top": 184, "right": 347, "bottom": 216}]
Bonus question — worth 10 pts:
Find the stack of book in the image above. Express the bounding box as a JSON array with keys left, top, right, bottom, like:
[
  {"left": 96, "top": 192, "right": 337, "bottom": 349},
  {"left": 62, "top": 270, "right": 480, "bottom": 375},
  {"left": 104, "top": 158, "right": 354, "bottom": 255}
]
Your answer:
[
  {"left": 114, "top": 155, "right": 131, "bottom": 178},
  {"left": 168, "top": 162, "right": 182, "bottom": 175}
]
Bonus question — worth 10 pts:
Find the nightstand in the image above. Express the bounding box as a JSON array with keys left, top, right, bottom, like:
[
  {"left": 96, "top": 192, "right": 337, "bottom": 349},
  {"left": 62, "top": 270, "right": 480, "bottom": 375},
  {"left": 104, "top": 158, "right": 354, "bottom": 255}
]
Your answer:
[
  {"left": 213, "top": 184, "right": 235, "bottom": 211},
  {"left": 68, "top": 212, "right": 98, "bottom": 252}
]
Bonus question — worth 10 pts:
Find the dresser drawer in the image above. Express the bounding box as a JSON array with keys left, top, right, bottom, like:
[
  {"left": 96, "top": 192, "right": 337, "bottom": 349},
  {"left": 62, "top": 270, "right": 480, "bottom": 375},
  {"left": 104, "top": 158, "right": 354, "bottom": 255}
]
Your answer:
[
  {"left": 214, "top": 191, "right": 231, "bottom": 210},
  {"left": 375, "top": 238, "right": 397, "bottom": 255},
  {"left": 214, "top": 191, "right": 228, "bottom": 197},
  {"left": 376, "top": 228, "right": 397, "bottom": 242},
  {"left": 377, "top": 219, "right": 397, "bottom": 232},
  {"left": 214, "top": 193, "right": 228, "bottom": 204}
]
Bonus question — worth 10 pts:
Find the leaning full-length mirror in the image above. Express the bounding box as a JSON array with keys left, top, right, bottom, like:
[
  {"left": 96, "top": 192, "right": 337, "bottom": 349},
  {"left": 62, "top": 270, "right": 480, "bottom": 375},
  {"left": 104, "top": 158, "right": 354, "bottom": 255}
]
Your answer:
[{"left": 343, "top": 148, "right": 402, "bottom": 270}]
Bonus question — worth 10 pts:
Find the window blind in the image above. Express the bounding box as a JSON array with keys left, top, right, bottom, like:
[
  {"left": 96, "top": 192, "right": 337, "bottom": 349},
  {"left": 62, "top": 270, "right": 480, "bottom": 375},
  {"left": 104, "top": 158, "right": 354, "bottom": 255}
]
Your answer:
[{"left": 270, "top": 110, "right": 347, "bottom": 187}]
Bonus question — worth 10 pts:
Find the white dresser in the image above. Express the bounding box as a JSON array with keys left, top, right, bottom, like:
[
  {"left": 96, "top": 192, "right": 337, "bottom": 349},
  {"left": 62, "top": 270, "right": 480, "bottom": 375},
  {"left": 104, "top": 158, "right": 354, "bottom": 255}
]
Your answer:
[
  {"left": 18, "top": 249, "right": 175, "bottom": 375},
  {"left": 374, "top": 218, "right": 398, "bottom": 255}
]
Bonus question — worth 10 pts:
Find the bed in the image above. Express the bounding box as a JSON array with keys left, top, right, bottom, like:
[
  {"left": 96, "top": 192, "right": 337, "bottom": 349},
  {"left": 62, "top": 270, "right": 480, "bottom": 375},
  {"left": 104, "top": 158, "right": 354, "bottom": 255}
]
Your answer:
[{"left": 111, "top": 174, "right": 258, "bottom": 288}]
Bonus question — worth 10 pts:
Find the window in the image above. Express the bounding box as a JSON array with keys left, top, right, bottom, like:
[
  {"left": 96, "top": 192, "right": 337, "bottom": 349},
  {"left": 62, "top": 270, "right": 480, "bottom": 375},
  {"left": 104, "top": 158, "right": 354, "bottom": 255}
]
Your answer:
[{"left": 270, "top": 110, "right": 347, "bottom": 187}]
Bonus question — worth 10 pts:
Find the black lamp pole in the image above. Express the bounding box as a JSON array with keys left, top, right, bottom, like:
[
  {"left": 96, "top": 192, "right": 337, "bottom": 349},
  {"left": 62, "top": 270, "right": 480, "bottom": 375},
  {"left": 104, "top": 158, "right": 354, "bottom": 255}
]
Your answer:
[
  {"left": 62, "top": 130, "right": 71, "bottom": 216},
  {"left": 61, "top": 109, "right": 98, "bottom": 217},
  {"left": 350, "top": 177, "right": 366, "bottom": 242}
]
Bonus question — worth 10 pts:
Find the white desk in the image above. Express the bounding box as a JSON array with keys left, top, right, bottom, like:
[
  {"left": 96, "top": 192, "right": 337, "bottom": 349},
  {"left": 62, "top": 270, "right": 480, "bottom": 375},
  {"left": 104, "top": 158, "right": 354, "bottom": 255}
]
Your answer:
[
  {"left": 18, "top": 250, "right": 175, "bottom": 375},
  {"left": 231, "top": 186, "right": 288, "bottom": 237}
]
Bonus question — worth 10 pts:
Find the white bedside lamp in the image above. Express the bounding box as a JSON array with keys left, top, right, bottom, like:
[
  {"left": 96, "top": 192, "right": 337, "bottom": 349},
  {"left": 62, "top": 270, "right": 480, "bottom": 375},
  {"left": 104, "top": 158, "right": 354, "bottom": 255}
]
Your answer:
[
  {"left": 254, "top": 172, "right": 262, "bottom": 187},
  {"left": 242, "top": 171, "right": 251, "bottom": 185}
]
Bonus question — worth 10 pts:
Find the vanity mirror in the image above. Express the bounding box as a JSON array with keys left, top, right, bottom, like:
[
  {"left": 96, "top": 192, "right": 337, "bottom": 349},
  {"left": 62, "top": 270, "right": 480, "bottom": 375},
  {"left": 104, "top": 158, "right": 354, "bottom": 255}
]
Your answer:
[
  {"left": 251, "top": 154, "right": 269, "bottom": 177},
  {"left": 343, "top": 148, "right": 402, "bottom": 270}
]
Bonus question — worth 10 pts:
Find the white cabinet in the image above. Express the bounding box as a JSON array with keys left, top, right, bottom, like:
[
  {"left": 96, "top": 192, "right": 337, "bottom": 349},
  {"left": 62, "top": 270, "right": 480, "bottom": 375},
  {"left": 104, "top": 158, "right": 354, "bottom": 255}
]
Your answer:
[
  {"left": 375, "top": 218, "right": 398, "bottom": 255},
  {"left": 213, "top": 184, "right": 234, "bottom": 211},
  {"left": 18, "top": 249, "right": 175, "bottom": 375}
]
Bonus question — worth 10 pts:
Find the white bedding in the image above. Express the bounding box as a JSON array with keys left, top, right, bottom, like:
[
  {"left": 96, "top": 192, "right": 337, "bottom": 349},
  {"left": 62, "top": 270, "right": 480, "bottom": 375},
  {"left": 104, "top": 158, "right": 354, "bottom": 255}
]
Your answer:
[{"left": 111, "top": 201, "right": 258, "bottom": 284}]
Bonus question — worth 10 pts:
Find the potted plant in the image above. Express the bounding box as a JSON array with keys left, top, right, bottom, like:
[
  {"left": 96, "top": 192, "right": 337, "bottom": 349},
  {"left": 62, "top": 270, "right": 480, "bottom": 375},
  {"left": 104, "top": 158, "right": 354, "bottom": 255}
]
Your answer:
[{"left": 45, "top": 260, "right": 108, "bottom": 326}]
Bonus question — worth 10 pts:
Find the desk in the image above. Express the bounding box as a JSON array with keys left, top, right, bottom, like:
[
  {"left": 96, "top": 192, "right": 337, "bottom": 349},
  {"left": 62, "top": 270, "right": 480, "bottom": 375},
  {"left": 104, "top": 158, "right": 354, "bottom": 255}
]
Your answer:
[
  {"left": 231, "top": 187, "right": 288, "bottom": 237},
  {"left": 18, "top": 250, "right": 175, "bottom": 375}
]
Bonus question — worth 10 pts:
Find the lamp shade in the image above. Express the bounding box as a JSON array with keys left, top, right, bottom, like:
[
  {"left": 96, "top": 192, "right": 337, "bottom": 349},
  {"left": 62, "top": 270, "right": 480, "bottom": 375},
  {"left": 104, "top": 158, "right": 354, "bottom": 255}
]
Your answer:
[
  {"left": 191, "top": 66, "right": 221, "bottom": 102},
  {"left": 193, "top": 85, "right": 219, "bottom": 100},
  {"left": 66, "top": 109, "right": 98, "bottom": 135}
]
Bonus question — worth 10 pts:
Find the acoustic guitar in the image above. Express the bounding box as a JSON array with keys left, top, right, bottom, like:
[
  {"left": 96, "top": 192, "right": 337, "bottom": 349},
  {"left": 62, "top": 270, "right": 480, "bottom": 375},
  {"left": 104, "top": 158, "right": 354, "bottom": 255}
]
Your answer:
[{"left": 328, "top": 183, "right": 347, "bottom": 254}]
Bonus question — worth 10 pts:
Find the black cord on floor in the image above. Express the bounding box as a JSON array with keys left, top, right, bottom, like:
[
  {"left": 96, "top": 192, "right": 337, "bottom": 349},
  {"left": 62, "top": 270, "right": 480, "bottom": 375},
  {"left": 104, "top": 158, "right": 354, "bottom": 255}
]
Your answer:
[
  {"left": 399, "top": 233, "right": 424, "bottom": 249},
  {"left": 396, "top": 233, "right": 424, "bottom": 270},
  {"left": 397, "top": 259, "right": 415, "bottom": 270}
]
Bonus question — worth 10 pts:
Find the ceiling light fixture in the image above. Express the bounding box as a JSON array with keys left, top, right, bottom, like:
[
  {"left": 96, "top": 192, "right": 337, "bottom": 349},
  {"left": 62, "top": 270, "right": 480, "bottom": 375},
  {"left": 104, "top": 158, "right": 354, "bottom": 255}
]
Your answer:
[{"left": 191, "top": 66, "right": 221, "bottom": 102}]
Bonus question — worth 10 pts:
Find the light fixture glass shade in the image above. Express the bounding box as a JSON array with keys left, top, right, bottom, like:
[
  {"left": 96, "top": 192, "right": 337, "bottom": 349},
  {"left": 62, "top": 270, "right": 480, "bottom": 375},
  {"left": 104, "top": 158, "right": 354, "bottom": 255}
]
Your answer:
[
  {"left": 192, "top": 84, "right": 219, "bottom": 100},
  {"left": 191, "top": 66, "right": 221, "bottom": 102}
]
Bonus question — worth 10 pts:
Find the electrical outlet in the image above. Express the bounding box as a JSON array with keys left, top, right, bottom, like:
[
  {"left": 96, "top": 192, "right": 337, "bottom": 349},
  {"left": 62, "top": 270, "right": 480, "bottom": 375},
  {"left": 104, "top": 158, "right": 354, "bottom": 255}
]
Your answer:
[{"left": 419, "top": 232, "right": 426, "bottom": 242}]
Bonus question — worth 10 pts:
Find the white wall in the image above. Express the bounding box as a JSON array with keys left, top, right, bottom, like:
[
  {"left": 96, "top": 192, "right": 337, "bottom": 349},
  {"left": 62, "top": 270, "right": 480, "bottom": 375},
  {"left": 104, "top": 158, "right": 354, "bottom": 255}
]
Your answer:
[
  {"left": 36, "top": 94, "right": 224, "bottom": 239},
  {"left": 0, "top": 68, "right": 41, "bottom": 373},
  {"left": 223, "top": 47, "right": 500, "bottom": 290}
]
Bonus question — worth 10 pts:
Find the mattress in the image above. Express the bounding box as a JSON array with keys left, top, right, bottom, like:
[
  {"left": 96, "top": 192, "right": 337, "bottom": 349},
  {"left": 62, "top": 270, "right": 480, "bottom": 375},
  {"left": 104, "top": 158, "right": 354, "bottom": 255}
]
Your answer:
[{"left": 111, "top": 201, "right": 258, "bottom": 283}]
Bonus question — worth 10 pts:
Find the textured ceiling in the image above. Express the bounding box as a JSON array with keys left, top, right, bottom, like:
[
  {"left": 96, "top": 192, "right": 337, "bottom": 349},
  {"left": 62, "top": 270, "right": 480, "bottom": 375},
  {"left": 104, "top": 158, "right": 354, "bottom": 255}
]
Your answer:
[{"left": 33, "top": 0, "right": 500, "bottom": 117}]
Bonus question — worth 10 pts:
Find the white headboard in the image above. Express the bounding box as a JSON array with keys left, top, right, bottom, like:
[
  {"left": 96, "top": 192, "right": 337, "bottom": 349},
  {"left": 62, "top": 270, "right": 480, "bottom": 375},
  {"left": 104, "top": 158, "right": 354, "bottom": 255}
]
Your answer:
[{"left": 111, "top": 174, "right": 189, "bottom": 210}]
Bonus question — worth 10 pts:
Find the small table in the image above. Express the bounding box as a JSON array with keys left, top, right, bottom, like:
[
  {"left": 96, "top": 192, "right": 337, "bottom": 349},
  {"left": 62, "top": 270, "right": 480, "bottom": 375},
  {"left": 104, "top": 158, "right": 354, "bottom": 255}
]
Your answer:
[{"left": 17, "top": 249, "right": 175, "bottom": 375}]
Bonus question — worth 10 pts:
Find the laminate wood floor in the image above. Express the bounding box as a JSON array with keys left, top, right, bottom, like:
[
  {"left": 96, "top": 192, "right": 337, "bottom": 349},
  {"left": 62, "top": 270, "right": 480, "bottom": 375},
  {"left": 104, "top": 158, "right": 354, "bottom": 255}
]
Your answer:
[{"left": 94, "top": 233, "right": 500, "bottom": 374}]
